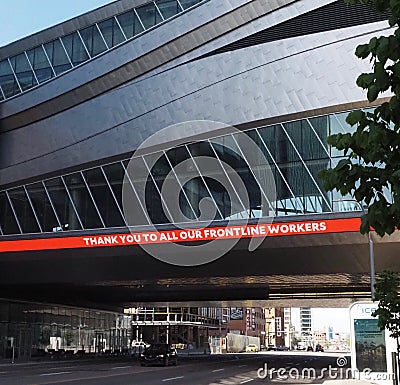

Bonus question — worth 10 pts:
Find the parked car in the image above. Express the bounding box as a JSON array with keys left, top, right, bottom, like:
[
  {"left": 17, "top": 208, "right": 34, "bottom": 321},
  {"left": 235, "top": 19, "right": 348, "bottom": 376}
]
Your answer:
[
  {"left": 132, "top": 341, "right": 150, "bottom": 349},
  {"left": 315, "top": 344, "right": 324, "bottom": 352},
  {"left": 140, "top": 343, "right": 178, "bottom": 366},
  {"left": 307, "top": 346, "right": 313, "bottom": 351},
  {"left": 245, "top": 344, "right": 259, "bottom": 352},
  {"left": 131, "top": 341, "right": 150, "bottom": 355},
  {"left": 276, "top": 345, "right": 290, "bottom": 351},
  {"left": 267, "top": 344, "right": 277, "bottom": 351}
]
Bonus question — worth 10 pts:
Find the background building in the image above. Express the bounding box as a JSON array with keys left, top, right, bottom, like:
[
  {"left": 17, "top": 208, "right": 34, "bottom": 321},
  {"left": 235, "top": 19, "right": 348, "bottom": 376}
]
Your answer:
[
  {"left": 126, "top": 306, "right": 227, "bottom": 349},
  {"left": 300, "top": 307, "right": 312, "bottom": 346},
  {"left": 227, "top": 307, "right": 265, "bottom": 339}
]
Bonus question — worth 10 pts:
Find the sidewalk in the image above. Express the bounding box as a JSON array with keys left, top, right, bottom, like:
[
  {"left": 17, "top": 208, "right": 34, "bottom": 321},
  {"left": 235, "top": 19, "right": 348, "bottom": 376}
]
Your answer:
[
  {"left": 323, "top": 380, "right": 386, "bottom": 385},
  {"left": 0, "top": 358, "right": 49, "bottom": 367},
  {"left": 177, "top": 347, "right": 210, "bottom": 356}
]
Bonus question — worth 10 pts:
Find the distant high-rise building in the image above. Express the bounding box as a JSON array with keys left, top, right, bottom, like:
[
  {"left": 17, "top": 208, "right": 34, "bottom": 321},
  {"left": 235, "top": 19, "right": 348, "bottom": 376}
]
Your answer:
[
  {"left": 284, "top": 308, "right": 292, "bottom": 347},
  {"left": 300, "top": 307, "right": 312, "bottom": 345}
]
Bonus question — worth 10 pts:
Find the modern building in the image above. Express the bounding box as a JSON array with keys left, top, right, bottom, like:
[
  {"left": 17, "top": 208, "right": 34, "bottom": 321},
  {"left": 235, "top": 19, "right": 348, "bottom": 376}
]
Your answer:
[
  {"left": 300, "top": 307, "right": 312, "bottom": 339},
  {"left": 126, "top": 306, "right": 228, "bottom": 347},
  {"left": 328, "top": 326, "right": 334, "bottom": 340},
  {"left": 0, "top": 0, "right": 398, "bottom": 359},
  {"left": 0, "top": 299, "right": 133, "bottom": 359}
]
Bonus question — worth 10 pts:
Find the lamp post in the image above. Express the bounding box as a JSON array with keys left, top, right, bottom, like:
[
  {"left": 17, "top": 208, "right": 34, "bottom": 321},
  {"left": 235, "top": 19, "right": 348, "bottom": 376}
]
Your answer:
[
  {"left": 357, "top": 201, "right": 376, "bottom": 300},
  {"left": 368, "top": 231, "right": 376, "bottom": 299},
  {"left": 345, "top": 199, "right": 376, "bottom": 299}
]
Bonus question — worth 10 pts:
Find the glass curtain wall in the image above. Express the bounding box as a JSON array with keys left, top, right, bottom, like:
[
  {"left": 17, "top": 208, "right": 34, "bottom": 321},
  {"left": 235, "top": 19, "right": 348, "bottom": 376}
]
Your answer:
[
  {"left": 0, "top": 111, "right": 359, "bottom": 236},
  {"left": 0, "top": 300, "right": 131, "bottom": 359},
  {"left": 0, "top": 0, "right": 205, "bottom": 100}
]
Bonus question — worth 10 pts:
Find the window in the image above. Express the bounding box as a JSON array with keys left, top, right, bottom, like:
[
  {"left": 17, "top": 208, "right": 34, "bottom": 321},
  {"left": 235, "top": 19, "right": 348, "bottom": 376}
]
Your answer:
[
  {"left": 26, "top": 46, "right": 54, "bottom": 83},
  {"left": 8, "top": 188, "right": 40, "bottom": 233},
  {"left": 26, "top": 182, "right": 60, "bottom": 232},
  {"left": 83, "top": 168, "right": 125, "bottom": 228},
  {"left": 117, "top": 10, "right": 144, "bottom": 38},
  {"left": 79, "top": 25, "right": 108, "bottom": 57},
  {"left": 0, "top": 60, "right": 20, "bottom": 98},
  {"left": 179, "top": 0, "right": 202, "bottom": 10},
  {"left": 43, "top": 39, "right": 72, "bottom": 75},
  {"left": 44, "top": 177, "right": 82, "bottom": 231},
  {"left": 0, "top": 192, "right": 20, "bottom": 234},
  {"left": 63, "top": 173, "right": 104, "bottom": 229},
  {"left": 156, "top": 0, "right": 182, "bottom": 19},
  {"left": 98, "top": 18, "right": 126, "bottom": 47},
  {"left": 61, "top": 32, "right": 89, "bottom": 66},
  {"left": 136, "top": 2, "right": 163, "bottom": 30},
  {"left": 9, "top": 53, "right": 37, "bottom": 91}
]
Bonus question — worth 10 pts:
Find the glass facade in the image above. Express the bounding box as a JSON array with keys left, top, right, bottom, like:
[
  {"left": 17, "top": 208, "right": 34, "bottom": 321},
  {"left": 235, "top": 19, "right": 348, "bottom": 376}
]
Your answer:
[
  {"left": 0, "top": 301, "right": 225, "bottom": 360},
  {"left": 0, "top": 111, "right": 361, "bottom": 236},
  {"left": 0, "top": 299, "right": 131, "bottom": 359},
  {"left": 0, "top": 0, "right": 205, "bottom": 101}
]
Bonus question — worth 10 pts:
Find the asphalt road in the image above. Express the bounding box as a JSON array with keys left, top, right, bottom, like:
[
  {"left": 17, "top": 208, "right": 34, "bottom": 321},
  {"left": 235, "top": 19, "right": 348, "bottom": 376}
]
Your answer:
[{"left": 0, "top": 352, "right": 351, "bottom": 385}]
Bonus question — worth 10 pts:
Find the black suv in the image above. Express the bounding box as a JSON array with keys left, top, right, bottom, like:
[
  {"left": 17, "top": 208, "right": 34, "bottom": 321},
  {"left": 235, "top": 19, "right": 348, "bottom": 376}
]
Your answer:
[
  {"left": 140, "top": 343, "right": 178, "bottom": 367},
  {"left": 315, "top": 344, "right": 324, "bottom": 352}
]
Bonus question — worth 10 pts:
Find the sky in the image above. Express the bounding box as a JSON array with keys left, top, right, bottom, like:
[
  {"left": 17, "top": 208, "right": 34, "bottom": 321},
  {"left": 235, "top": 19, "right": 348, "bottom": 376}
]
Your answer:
[
  {"left": 312, "top": 308, "right": 350, "bottom": 333},
  {"left": 0, "top": 0, "right": 114, "bottom": 47}
]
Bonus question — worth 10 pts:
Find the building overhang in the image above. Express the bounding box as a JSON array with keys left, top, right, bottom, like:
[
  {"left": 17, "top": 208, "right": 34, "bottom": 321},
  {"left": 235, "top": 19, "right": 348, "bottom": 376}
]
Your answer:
[{"left": 0, "top": 213, "right": 396, "bottom": 310}]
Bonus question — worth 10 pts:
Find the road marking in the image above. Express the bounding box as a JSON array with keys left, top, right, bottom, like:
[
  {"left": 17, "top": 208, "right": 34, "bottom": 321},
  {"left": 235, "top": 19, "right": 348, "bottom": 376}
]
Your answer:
[
  {"left": 111, "top": 366, "right": 132, "bottom": 370},
  {"left": 238, "top": 364, "right": 247, "bottom": 367},
  {"left": 162, "top": 376, "right": 184, "bottom": 382},
  {"left": 212, "top": 368, "right": 225, "bottom": 372},
  {"left": 240, "top": 379, "right": 254, "bottom": 384},
  {"left": 39, "top": 371, "right": 72, "bottom": 376},
  {"left": 26, "top": 360, "right": 216, "bottom": 384}
]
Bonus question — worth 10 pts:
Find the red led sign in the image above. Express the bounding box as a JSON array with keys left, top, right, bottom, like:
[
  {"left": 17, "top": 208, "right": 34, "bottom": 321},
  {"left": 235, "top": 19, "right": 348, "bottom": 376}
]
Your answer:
[{"left": 0, "top": 217, "right": 361, "bottom": 253}]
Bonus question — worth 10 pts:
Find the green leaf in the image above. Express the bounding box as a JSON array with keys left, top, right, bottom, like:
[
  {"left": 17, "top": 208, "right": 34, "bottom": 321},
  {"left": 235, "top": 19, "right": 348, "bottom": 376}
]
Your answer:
[
  {"left": 367, "top": 84, "right": 380, "bottom": 102},
  {"left": 369, "top": 37, "right": 378, "bottom": 52},
  {"left": 355, "top": 43, "right": 371, "bottom": 59},
  {"left": 356, "top": 73, "right": 376, "bottom": 89},
  {"left": 346, "top": 110, "right": 364, "bottom": 125},
  {"left": 371, "top": 271, "right": 400, "bottom": 339},
  {"left": 376, "top": 37, "right": 390, "bottom": 63},
  {"left": 360, "top": 217, "right": 370, "bottom": 234},
  {"left": 335, "top": 158, "right": 351, "bottom": 171},
  {"left": 389, "top": 14, "right": 398, "bottom": 27},
  {"left": 374, "top": 61, "right": 390, "bottom": 90}
]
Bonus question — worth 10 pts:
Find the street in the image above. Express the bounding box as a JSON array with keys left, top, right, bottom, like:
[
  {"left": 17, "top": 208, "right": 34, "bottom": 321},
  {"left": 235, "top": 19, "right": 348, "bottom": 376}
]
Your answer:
[{"left": 0, "top": 352, "right": 351, "bottom": 385}]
